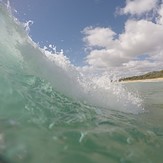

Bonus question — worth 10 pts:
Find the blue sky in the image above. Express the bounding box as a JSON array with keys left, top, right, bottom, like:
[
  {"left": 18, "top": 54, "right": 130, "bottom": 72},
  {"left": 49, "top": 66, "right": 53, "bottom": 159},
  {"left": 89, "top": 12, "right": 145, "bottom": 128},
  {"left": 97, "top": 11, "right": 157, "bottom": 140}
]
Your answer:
[
  {"left": 8, "top": 0, "right": 163, "bottom": 75},
  {"left": 10, "top": 0, "right": 125, "bottom": 65}
]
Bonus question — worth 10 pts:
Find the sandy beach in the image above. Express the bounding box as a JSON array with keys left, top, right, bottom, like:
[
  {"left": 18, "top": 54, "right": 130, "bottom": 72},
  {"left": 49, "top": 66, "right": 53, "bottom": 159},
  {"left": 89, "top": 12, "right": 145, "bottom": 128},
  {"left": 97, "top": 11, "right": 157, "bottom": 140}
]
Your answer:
[{"left": 121, "top": 78, "right": 163, "bottom": 83}]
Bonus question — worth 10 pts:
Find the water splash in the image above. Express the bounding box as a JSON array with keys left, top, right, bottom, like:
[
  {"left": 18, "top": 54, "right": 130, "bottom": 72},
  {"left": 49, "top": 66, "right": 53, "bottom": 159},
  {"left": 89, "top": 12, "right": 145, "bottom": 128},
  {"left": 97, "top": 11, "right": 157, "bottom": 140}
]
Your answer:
[{"left": 0, "top": 2, "right": 143, "bottom": 114}]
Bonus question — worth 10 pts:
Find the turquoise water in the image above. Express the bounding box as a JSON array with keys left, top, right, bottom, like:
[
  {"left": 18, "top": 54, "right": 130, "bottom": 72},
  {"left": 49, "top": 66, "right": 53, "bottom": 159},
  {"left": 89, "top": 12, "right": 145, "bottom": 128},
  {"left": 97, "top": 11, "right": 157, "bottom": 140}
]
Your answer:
[{"left": 0, "top": 4, "right": 163, "bottom": 163}]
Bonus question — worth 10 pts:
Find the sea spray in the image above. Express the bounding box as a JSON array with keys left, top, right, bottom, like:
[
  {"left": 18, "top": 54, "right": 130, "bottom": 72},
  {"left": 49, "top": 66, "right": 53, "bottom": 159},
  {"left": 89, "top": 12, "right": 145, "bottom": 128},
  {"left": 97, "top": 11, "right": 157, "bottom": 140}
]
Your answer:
[
  {"left": 1, "top": 3, "right": 163, "bottom": 163},
  {"left": 0, "top": 3, "right": 143, "bottom": 114}
]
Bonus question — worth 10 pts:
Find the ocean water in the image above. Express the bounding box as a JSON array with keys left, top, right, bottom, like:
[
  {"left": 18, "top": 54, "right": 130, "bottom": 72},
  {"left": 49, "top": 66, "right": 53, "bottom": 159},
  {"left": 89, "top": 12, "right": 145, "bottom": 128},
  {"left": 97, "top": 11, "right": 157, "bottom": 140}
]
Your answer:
[{"left": 0, "top": 3, "right": 163, "bottom": 163}]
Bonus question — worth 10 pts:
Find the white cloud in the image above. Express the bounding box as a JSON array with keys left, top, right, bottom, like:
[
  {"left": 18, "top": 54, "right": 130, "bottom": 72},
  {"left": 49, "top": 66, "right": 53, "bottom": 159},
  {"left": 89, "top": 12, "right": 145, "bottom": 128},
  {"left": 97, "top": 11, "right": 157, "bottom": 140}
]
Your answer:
[
  {"left": 82, "top": 27, "right": 116, "bottom": 48},
  {"left": 120, "top": 0, "right": 159, "bottom": 16},
  {"left": 82, "top": 1, "right": 163, "bottom": 76},
  {"left": 119, "top": 19, "right": 163, "bottom": 56},
  {"left": 83, "top": 20, "right": 163, "bottom": 67}
]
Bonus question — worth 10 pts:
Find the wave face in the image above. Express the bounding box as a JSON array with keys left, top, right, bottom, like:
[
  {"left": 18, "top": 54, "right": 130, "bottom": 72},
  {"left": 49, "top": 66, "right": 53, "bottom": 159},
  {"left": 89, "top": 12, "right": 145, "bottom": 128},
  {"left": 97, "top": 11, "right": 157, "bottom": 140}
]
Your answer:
[
  {"left": 2, "top": 3, "right": 163, "bottom": 163},
  {"left": 0, "top": 3, "right": 143, "bottom": 114}
]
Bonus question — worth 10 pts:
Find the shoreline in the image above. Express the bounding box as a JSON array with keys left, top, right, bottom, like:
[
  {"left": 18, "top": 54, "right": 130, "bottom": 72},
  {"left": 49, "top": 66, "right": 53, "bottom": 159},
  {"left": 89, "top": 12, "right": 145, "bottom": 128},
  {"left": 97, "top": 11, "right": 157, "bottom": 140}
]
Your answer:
[{"left": 120, "top": 78, "right": 163, "bottom": 83}]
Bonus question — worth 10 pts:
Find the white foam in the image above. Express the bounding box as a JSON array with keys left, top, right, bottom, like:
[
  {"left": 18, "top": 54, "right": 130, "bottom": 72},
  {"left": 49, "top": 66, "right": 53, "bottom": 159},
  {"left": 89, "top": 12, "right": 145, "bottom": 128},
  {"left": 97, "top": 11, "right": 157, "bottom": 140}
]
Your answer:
[{"left": 0, "top": 3, "right": 143, "bottom": 114}]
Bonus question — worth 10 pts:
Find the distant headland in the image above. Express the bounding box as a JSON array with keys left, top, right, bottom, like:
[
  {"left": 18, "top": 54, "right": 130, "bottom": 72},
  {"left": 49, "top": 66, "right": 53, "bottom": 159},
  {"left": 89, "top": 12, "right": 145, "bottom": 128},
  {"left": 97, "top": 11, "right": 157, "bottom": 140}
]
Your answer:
[{"left": 119, "top": 70, "right": 163, "bottom": 82}]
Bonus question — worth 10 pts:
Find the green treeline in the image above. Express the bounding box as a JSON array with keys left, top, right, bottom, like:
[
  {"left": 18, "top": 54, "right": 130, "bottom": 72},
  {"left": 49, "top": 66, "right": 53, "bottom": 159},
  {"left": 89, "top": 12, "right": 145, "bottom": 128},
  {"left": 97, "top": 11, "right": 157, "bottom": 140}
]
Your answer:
[{"left": 120, "top": 70, "right": 163, "bottom": 81}]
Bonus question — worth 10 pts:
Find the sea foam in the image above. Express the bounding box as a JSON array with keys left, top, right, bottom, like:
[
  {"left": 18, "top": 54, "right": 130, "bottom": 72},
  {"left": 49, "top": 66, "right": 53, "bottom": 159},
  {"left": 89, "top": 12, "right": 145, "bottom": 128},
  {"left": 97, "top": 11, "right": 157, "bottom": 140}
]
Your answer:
[{"left": 0, "top": 2, "right": 143, "bottom": 114}]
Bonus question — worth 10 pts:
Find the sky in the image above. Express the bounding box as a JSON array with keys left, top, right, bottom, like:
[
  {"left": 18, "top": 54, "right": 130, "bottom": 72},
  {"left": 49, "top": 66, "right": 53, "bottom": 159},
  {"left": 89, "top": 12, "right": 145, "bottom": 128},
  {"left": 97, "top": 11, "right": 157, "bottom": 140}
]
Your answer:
[{"left": 7, "top": 0, "right": 163, "bottom": 76}]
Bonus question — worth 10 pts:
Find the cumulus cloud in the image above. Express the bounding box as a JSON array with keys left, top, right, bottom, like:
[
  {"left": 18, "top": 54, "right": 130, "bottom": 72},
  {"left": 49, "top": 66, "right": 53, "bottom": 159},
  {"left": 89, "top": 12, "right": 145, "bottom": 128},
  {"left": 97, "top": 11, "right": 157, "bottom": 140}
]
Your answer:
[
  {"left": 83, "top": 19, "right": 163, "bottom": 67},
  {"left": 82, "top": 0, "right": 163, "bottom": 76},
  {"left": 83, "top": 27, "right": 116, "bottom": 48},
  {"left": 120, "top": 0, "right": 159, "bottom": 16},
  {"left": 119, "top": 19, "right": 163, "bottom": 56}
]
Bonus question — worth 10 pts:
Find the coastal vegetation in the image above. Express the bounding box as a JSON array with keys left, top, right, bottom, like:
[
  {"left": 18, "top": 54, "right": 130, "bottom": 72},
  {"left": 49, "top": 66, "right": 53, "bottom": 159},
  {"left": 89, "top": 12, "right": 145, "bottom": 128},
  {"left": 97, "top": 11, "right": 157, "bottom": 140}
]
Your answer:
[{"left": 119, "top": 70, "right": 163, "bottom": 81}]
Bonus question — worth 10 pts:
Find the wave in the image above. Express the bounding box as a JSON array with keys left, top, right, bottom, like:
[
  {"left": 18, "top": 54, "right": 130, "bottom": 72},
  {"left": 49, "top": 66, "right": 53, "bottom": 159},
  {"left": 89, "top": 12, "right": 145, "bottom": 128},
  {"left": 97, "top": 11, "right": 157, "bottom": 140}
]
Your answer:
[{"left": 0, "top": 2, "right": 143, "bottom": 115}]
